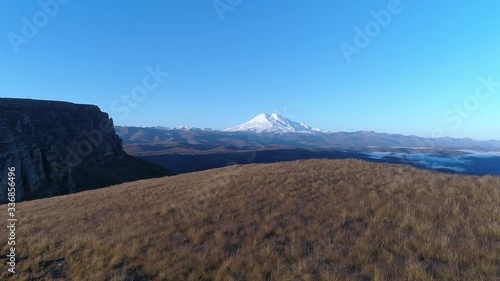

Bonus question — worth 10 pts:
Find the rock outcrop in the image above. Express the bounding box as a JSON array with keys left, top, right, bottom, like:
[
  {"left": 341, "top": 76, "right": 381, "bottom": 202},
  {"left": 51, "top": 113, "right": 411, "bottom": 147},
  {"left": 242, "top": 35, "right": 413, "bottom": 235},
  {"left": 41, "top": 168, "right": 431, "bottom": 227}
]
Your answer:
[{"left": 0, "top": 98, "right": 171, "bottom": 203}]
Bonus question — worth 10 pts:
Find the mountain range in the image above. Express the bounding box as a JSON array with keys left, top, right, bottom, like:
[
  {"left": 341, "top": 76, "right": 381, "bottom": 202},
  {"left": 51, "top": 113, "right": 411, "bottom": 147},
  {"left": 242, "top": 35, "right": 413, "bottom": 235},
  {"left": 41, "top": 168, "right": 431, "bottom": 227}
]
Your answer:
[
  {"left": 116, "top": 113, "right": 500, "bottom": 176},
  {"left": 120, "top": 113, "right": 500, "bottom": 149}
]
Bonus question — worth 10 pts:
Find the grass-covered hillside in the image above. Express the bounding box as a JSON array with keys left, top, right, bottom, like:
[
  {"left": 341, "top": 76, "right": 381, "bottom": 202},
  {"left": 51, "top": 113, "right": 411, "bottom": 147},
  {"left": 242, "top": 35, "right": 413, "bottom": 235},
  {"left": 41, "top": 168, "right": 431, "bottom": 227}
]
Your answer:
[{"left": 1, "top": 159, "right": 499, "bottom": 280}]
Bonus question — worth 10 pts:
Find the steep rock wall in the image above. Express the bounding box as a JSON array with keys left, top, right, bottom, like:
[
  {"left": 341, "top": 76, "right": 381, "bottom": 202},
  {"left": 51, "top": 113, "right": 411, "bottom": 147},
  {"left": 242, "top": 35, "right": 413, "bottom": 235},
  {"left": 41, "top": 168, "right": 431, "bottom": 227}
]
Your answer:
[{"left": 0, "top": 98, "right": 171, "bottom": 203}]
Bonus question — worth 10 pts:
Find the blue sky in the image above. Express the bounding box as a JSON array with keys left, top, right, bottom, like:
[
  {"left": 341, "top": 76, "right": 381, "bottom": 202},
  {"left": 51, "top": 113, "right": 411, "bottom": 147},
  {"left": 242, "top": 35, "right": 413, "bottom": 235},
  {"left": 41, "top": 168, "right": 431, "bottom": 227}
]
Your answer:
[{"left": 2, "top": 0, "right": 500, "bottom": 139}]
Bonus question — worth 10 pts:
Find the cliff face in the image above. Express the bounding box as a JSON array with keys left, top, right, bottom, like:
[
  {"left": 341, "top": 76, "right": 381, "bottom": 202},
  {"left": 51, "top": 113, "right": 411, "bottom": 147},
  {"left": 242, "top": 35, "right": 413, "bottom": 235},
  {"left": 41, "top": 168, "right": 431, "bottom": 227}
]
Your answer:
[{"left": 0, "top": 98, "right": 171, "bottom": 203}]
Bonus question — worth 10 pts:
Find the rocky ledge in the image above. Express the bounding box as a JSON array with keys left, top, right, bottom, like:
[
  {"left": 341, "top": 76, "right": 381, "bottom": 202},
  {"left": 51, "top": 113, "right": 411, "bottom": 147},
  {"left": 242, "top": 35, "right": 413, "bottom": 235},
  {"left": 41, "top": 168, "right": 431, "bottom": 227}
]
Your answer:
[{"left": 0, "top": 98, "right": 171, "bottom": 203}]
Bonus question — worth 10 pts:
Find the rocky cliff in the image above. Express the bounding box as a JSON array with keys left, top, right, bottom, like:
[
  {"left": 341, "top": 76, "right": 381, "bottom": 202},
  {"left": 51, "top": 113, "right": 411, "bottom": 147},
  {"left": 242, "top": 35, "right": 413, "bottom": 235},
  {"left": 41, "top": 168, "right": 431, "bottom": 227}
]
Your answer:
[{"left": 0, "top": 98, "right": 171, "bottom": 203}]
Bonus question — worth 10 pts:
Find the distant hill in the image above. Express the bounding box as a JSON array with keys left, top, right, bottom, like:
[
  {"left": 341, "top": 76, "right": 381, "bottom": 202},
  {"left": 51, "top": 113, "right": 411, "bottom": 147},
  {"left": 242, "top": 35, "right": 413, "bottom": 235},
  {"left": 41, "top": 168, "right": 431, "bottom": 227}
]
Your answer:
[{"left": 2, "top": 159, "right": 498, "bottom": 280}]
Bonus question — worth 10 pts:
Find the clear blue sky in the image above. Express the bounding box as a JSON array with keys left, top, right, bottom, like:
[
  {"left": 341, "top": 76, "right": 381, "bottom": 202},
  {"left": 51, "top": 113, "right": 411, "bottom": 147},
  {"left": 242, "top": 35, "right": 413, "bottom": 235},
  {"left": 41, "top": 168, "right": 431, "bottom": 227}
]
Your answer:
[{"left": 2, "top": 0, "right": 500, "bottom": 139}]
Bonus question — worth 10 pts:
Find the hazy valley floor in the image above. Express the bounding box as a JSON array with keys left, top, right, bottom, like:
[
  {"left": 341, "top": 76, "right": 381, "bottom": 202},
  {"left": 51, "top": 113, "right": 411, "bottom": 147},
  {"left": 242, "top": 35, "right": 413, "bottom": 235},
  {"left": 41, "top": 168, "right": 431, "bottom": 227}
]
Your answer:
[
  {"left": 1, "top": 159, "right": 499, "bottom": 280},
  {"left": 126, "top": 145, "right": 500, "bottom": 176}
]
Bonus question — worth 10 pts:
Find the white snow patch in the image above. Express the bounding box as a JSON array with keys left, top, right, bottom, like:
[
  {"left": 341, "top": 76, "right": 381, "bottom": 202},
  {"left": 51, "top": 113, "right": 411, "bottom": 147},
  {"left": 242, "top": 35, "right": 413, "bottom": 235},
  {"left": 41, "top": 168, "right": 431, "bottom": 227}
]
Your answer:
[{"left": 224, "top": 113, "right": 324, "bottom": 134}]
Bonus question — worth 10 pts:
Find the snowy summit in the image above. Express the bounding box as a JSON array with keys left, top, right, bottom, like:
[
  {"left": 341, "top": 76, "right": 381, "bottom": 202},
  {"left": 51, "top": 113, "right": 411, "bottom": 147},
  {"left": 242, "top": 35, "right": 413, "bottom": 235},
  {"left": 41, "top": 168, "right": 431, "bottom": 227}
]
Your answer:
[{"left": 224, "top": 113, "right": 323, "bottom": 134}]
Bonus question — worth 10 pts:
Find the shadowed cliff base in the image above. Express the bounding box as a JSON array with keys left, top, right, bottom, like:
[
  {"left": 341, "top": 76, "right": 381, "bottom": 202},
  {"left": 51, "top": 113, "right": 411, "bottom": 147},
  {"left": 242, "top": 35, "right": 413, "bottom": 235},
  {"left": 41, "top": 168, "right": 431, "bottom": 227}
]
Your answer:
[
  {"left": 2, "top": 159, "right": 498, "bottom": 280},
  {"left": 0, "top": 98, "right": 172, "bottom": 203}
]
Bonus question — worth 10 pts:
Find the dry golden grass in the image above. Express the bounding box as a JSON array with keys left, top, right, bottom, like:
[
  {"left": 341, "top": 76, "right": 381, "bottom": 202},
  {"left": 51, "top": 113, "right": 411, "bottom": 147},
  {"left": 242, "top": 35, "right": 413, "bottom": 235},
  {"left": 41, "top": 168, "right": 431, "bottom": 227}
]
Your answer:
[{"left": 1, "top": 159, "right": 499, "bottom": 280}]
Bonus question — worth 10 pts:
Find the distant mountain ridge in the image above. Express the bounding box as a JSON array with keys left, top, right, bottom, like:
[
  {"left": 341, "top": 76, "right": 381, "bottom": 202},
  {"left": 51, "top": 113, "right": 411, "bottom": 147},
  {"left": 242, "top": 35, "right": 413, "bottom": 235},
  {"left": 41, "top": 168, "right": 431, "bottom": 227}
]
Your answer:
[
  {"left": 116, "top": 114, "right": 500, "bottom": 176},
  {"left": 137, "top": 125, "right": 214, "bottom": 132},
  {"left": 116, "top": 113, "right": 500, "bottom": 149}
]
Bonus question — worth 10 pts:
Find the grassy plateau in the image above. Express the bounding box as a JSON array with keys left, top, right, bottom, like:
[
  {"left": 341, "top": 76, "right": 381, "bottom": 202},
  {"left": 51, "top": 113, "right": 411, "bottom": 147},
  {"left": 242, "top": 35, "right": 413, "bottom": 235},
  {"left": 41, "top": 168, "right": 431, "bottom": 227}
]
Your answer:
[{"left": 1, "top": 159, "right": 499, "bottom": 280}]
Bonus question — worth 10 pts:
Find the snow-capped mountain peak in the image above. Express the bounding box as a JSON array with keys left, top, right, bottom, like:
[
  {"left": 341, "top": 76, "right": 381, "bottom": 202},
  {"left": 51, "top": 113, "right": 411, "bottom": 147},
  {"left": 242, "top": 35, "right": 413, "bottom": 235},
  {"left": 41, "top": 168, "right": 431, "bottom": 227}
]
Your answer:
[{"left": 223, "top": 113, "right": 324, "bottom": 134}]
